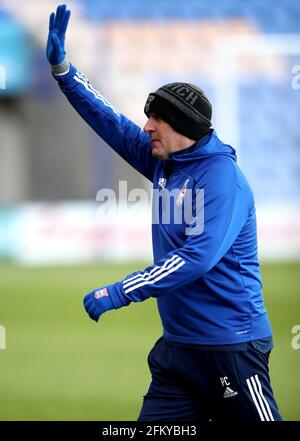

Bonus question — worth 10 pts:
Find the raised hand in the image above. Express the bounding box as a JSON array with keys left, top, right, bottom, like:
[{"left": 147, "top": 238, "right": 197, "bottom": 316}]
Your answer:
[{"left": 46, "top": 4, "right": 71, "bottom": 65}]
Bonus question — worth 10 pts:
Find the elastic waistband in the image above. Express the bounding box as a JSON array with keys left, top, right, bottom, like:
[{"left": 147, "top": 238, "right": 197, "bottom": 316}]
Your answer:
[{"left": 163, "top": 335, "right": 273, "bottom": 352}]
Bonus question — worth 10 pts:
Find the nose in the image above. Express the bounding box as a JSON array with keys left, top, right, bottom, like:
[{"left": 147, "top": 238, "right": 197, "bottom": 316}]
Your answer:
[{"left": 144, "top": 116, "right": 155, "bottom": 133}]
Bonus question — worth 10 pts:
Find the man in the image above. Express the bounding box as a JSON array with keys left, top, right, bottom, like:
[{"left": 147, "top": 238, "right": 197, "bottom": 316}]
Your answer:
[{"left": 46, "top": 5, "right": 282, "bottom": 421}]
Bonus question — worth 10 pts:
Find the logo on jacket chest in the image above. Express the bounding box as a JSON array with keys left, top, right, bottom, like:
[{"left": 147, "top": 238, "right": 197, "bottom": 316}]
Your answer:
[
  {"left": 176, "top": 179, "right": 190, "bottom": 206},
  {"left": 158, "top": 177, "right": 167, "bottom": 189},
  {"left": 157, "top": 177, "right": 190, "bottom": 206},
  {"left": 153, "top": 176, "right": 203, "bottom": 236}
]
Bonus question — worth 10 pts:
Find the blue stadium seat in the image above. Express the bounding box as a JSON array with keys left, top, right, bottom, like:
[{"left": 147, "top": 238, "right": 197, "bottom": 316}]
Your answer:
[
  {"left": 78, "top": 0, "right": 300, "bottom": 32},
  {"left": 238, "top": 75, "right": 300, "bottom": 202}
]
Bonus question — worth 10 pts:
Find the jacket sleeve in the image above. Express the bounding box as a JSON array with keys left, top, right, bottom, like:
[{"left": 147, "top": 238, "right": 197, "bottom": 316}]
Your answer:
[
  {"left": 108, "top": 158, "right": 250, "bottom": 308},
  {"left": 53, "top": 64, "right": 157, "bottom": 182}
]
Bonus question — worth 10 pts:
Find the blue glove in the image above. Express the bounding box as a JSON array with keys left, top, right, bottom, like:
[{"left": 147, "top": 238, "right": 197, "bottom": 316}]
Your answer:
[
  {"left": 46, "top": 4, "right": 71, "bottom": 65},
  {"left": 83, "top": 286, "right": 115, "bottom": 322}
]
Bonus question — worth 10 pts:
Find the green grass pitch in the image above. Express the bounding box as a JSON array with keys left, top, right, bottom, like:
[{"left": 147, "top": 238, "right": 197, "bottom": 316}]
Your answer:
[{"left": 0, "top": 261, "right": 299, "bottom": 420}]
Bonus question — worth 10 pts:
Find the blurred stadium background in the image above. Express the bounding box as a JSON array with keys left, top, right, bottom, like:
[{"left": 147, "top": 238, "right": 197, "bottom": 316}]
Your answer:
[{"left": 0, "top": 0, "right": 299, "bottom": 421}]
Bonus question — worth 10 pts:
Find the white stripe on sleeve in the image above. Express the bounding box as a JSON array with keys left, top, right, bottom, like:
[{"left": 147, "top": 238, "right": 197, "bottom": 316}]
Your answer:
[
  {"left": 123, "top": 255, "right": 185, "bottom": 294},
  {"left": 73, "top": 73, "right": 120, "bottom": 116},
  {"left": 123, "top": 255, "right": 182, "bottom": 289}
]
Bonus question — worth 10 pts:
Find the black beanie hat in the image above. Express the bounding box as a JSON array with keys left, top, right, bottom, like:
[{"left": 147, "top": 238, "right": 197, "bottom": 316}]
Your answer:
[{"left": 144, "top": 82, "right": 212, "bottom": 140}]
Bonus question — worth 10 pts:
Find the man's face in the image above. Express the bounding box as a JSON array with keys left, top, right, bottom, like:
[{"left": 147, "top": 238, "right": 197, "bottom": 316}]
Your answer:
[{"left": 144, "top": 113, "right": 190, "bottom": 160}]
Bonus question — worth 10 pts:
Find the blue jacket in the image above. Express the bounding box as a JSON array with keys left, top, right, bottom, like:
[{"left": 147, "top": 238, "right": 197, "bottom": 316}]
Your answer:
[{"left": 55, "top": 65, "right": 272, "bottom": 344}]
